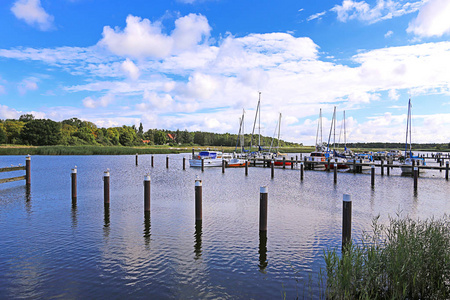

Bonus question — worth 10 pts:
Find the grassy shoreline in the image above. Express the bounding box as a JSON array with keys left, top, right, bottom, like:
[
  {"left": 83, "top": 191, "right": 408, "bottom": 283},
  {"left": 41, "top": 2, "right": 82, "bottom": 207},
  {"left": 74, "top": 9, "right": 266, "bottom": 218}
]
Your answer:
[{"left": 0, "top": 145, "right": 316, "bottom": 155}]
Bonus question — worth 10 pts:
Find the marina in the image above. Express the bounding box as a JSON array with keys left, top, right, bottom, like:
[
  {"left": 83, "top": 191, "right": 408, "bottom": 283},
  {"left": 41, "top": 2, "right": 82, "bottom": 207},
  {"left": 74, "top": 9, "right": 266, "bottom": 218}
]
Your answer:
[{"left": 0, "top": 153, "right": 449, "bottom": 298}]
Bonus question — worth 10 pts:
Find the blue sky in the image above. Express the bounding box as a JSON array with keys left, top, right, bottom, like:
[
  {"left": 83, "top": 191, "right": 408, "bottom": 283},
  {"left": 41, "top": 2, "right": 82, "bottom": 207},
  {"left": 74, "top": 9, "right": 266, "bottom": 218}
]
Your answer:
[{"left": 0, "top": 0, "right": 450, "bottom": 145}]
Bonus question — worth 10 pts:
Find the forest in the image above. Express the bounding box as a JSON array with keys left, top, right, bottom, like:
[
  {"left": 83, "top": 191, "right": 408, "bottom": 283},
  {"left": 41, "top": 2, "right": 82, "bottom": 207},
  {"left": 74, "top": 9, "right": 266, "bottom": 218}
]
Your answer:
[{"left": 0, "top": 114, "right": 298, "bottom": 149}]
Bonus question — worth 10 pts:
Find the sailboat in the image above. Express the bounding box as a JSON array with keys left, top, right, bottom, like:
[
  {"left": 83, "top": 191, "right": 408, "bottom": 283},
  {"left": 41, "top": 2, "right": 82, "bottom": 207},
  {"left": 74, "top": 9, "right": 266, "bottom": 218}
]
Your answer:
[
  {"left": 400, "top": 98, "right": 426, "bottom": 175},
  {"left": 324, "top": 107, "right": 349, "bottom": 169},
  {"left": 269, "top": 113, "right": 291, "bottom": 166},
  {"left": 307, "top": 109, "right": 327, "bottom": 169},
  {"left": 228, "top": 109, "right": 249, "bottom": 167}
]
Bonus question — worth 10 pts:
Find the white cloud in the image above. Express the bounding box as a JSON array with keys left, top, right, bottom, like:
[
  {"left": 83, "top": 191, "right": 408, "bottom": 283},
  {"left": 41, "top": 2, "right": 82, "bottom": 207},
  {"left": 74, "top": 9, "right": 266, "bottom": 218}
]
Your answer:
[
  {"left": 407, "top": 0, "right": 450, "bottom": 37},
  {"left": 331, "top": 0, "right": 424, "bottom": 24},
  {"left": 82, "top": 94, "right": 115, "bottom": 108},
  {"left": 307, "top": 11, "right": 327, "bottom": 22},
  {"left": 120, "top": 58, "right": 140, "bottom": 80},
  {"left": 18, "top": 78, "right": 38, "bottom": 95},
  {"left": 98, "top": 13, "right": 211, "bottom": 59},
  {"left": 0, "top": 105, "right": 20, "bottom": 119},
  {"left": 385, "top": 30, "right": 393, "bottom": 38},
  {"left": 389, "top": 89, "right": 400, "bottom": 100},
  {"left": 11, "top": 0, "right": 54, "bottom": 31},
  {"left": 137, "top": 90, "right": 173, "bottom": 110}
]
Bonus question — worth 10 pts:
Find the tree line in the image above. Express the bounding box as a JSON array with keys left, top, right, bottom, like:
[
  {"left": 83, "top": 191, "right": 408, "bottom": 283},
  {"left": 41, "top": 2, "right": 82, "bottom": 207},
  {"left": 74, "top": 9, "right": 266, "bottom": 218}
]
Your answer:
[{"left": 0, "top": 114, "right": 299, "bottom": 148}]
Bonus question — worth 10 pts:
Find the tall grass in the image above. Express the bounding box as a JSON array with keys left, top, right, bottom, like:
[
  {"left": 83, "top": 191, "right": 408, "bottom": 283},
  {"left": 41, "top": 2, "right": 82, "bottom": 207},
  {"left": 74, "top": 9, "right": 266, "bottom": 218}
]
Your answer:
[
  {"left": 324, "top": 215, "right": 450, "bottom": 299},
  {"left": 0, "top": 145, "right": 183, "bottom": 155}
]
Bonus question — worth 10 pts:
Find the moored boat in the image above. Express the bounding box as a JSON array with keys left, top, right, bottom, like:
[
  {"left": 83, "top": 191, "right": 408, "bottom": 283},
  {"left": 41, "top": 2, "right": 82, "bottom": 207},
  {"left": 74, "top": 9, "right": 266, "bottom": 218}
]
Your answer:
[
  {"left": 189, "top": 151, "right": 226, "bottom": 167},
  {"left": 226, "top": 158, "right": 249, "bottom": 168}
]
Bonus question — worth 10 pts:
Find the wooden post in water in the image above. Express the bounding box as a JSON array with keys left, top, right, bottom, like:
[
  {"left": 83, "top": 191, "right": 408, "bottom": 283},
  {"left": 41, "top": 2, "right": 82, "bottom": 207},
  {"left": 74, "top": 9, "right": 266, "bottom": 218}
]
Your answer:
[
  {"left": 136, "top": 153, "right": 138, "bottom": 166},
  {"left": 104, "top": 170, "right": 110, "bottom": 206},
  {"left": 333, "top": 163, "right": 337, "bottom": 184},
  {"left": 381, "top": 160, "right": 384, "bottom": 176},
  {"left": 291, "top": 157, "right": 294, "bottom": 170},
  {"left": 201, "top": 158, "right": 204, "bottom": 172},
  {"left": 259, "top": 186, "right": 268, "bottom": 232},
  {"left": 283, "top": 157, "right": 286, "bottom": 169},
  {"left": 271, "top": 160, "right": 274, "bottom": 179},
  {"left": 144, "top": 175, "right": 151, "bottom": 212},
  {"left": 195, "top": 177, "right": 202, "bottom": 221},
  {"left": 446, "top": 161, "right": 449, "bottom": 180},
  {"left": 71, "top": 167, "right": 77, "bottom": 203},
  {"left": 342, "top": 194, "right": 352, "bottom": 251},
  {"left": 352, "top": 158, "right": 356, "bottom": 174},
  {"left": 222, "top": 159, "right": 225, "bottom": 173},
  {"left": 326, "top": 158, "right": 330, "bottom": 172},
  {"left": 440, "top": 159, "right": 443, "bottom": 172},
  {"left": 413, "top": 167, "right": 418, "bottom": 191},
  {"left": 263, "top": 156, "right": 266, "bottom": 168},
  {"left": 151, "top": 155, "right": 154, "bottom": 168},
  {"left": 371, "top": 164, "right": 375, "bottom": 187},
  {"left": 25, "top": 155, "right": 31, "bottom": 186},
  {"left": 300, "top": 162, "right": 304, "bottom": 181},
  {"left": 166, "top": 155, "right": 169, "bottom": 169},
  {"left": 183, "top": 157, "right": 186, "bottom": 170},
  {"left": 245, "top": 160, "right": 248, "bottom": 176},
  {"left": 192, "top": 148, "right": 195, "bottom": 159}
]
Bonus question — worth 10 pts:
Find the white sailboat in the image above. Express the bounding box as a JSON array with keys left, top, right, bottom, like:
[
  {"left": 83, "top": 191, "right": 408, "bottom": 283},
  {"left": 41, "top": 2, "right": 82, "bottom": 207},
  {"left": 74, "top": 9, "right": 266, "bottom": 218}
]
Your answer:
[{"left": 400, "top": 98, "right": 426, "bottom": 175}]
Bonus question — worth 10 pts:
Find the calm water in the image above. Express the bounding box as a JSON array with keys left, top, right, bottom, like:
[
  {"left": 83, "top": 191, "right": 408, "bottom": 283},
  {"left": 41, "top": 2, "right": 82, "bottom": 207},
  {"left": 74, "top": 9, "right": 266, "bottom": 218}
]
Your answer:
[{"left": 0, "top": 154, "right": 449, "bottom": 299}]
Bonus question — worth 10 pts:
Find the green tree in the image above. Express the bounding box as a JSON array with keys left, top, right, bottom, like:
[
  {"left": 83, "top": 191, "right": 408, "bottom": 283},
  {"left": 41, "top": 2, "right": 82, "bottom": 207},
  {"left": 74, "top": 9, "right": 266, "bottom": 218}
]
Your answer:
[
  {"left": 118, "top": 125, "right": 137, "bottom": 146},
  {"left": 0, "top": 124, "right": 6, "bottom": 144},
  {"left": 19, "top": 114, "right": 35, "bottom": 122},
  {"left": 21, "top": 119, "right": 61, "bottom": 146},
  {"left": 73, "top": 127, "right": 96, "bottom": 144},
  {"left": 154, "top": 130, "right": 167, "bottom": 145},
  {"left": 4, "top": 120, "right": 25, "bottom": 144}
]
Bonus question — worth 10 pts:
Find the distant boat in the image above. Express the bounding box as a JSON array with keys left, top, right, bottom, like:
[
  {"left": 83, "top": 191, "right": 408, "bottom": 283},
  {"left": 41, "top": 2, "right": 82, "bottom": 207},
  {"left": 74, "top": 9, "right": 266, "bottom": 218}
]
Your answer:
[
  {"left": 226, "top": 158, "right": 249, "bottom": 168},
  {"left": 400, "top": 99, "right": 426, "bottom": 175}
]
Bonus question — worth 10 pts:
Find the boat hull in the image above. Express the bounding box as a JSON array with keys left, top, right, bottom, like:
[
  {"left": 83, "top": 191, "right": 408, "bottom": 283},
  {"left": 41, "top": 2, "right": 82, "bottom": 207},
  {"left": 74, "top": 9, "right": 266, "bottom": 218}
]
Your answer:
[{"left": 189, "top": 159, "right": 223, "bottom": 167}]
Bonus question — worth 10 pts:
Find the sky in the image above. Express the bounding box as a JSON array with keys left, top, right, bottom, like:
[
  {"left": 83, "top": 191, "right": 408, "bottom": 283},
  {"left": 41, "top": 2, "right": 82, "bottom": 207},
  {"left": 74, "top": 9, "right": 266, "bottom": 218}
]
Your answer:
[{"left": 0, "top": 0, "right": 450, "bottom": 146}]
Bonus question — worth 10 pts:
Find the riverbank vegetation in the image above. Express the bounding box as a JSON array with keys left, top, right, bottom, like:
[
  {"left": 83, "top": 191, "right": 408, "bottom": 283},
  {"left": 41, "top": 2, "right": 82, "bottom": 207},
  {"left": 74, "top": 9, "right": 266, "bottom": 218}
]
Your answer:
[{"left": 324, "top": 215, "right": 450, "bottom": 299}]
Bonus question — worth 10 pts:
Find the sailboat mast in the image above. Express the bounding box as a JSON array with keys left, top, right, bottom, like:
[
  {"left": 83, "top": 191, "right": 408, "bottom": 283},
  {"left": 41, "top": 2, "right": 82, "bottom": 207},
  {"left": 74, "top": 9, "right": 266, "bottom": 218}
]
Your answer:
[
  {"left": 344, "top": 111, "right": 346, "bottom": 149},
  {"left": 250, "top": 92, "right": 261, "bottom": 151},
  {"left": 327, "top": 107, "right": 336, "bottom": 153},
  {"left": 405, "top": 99, "right": 411, "bottom": 157},
  {"left": 277, "top": 113, "right": 281, "bottom": 150}
]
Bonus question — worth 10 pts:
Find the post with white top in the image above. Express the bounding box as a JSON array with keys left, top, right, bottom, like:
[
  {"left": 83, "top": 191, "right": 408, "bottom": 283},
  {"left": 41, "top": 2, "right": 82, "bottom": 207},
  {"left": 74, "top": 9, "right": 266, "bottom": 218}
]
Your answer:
[
  {"left": 333, "top": 163, "right": 337, "bottom": 184},
  {"left": 446, "top": 161, "right": 449, "bottom": 180},
  {"left": 342, "top": 194, "right": 352, "bottom": 251},
  {"left": 25, "top": 155, "right": 31, "bottom": 187},
  {"left": 371, "top": 164, "right": 375, "bottom": 187},
  {"left": 271, "top": 160, "right": 274, "bottom": 179},
  {"left": 195, "top": 177, "right": 202, "bottom": 222},
  {"left": 144, "top": 175, "right": 151, "bottom": 213},
  {"left": 300, "top": 162, "right": 304, "bottom": 181},
  {"left": 259, "top": 186, "right": 268, "bottom": 232},
  {"left": 414, "top": 167, "right": 418, "bottom": 191},
  {"left": 71, "top": 167, "right": 77, "bottom": 204},
  {"left": 104, "top": 170, "right": 110, "bottom": 206}
]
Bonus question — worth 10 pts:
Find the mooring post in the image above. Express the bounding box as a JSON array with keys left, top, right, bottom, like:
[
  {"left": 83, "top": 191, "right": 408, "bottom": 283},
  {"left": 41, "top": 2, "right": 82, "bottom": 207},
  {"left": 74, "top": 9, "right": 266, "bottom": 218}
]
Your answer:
[
  {"left": 144, "top": 174, "right": 151, "bottom": 212},
  {"left": 166, "top": 155, "right": 169, "bottom": 169},
  {"left": 291, "top": 157, "right": 294, "bottom": 169},
  {"left": 381, "top": 160, "right": 384, "bottom": 176},
  {"left": 414, "top": 167, "right": 418, "bottom": 190},
  {"left": 245, "top": 160, "right": 248, "bottom": 176},
  {"left": 300, "top": 162, "right": 304, "bottom": 181},
  {"left": 326, "top": 158, "right": 330, "bottom": 172},
  {"left": 259, "top": 186, "right": 268, "bottom": 232},
  {"left": 342, "top": 194, "right": 352, "bottom": 251},
  {"left": 195, "top": 177, "right": 202, "bottom": 221},
  {"left": 371, "top": 164, "right": 375, "bottom": 187},
  {"left": 283, "top": 157, "right": 286, "bottom": 169},
  {"left": 192, "top": 148, "right": 195, "bottom": 159},
  {"left": 387, "top": 159, "right": 390, "bottom": 176},
  {"left": 183, "top": 157, "right": 186, "bottom": 170},
  {"left": 334, "top": 163, "right": 337, "bottom": 184},
  {"left": 151, "top": 155, "right": 154, "bottom": 168},
  {"left": 136, "top": 153, "right": 138, "bottom": 166},
  {"left": 440, "top": 159, "right": 443, "bottom": 172},
  {"left": 71, "top": 167, "right": 77, "bottom": 203},
  {"left": 201, "top": 158, "right": 204, "bottom": 172},
  {"left": 352, "top": 158, "right": 356, "bottom": 174},
  {"left": 104, "top": 170, "right": 110, "bottom": 206},
  {"left": 271, "top": 160, "right": 274, "bottom": 179},
  {"left": 446, "top": 161, "right": 449, "bottom": 180},
  {"left": 25, "top": 155, "right": 31, "bottom": 186},
  {"left": 222, "top": 159, "right": 225, "bottom": 173}
]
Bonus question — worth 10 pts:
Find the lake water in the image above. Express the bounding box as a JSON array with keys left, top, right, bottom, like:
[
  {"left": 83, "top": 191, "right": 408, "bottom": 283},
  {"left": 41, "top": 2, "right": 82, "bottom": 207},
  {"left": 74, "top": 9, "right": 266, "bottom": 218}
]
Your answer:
[{"left": 0, "top": 154, "right": 449, "bottom": 299}]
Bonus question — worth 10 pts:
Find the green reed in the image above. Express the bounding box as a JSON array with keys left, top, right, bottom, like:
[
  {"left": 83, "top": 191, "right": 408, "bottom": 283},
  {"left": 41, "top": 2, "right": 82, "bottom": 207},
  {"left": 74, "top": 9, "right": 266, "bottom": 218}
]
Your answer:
[
  {"left": 324, "top": 215, "right": 450, "bottom": 299},
  {"left": 0, "top": 145, "right": 183, "bottom": 155}
]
